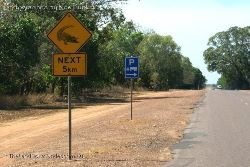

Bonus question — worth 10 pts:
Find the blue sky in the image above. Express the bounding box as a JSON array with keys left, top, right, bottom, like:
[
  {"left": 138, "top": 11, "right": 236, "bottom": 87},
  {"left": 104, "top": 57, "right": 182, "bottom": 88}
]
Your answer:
[{"left": 121, "top": 0, "right": 250, "bottom": 84}]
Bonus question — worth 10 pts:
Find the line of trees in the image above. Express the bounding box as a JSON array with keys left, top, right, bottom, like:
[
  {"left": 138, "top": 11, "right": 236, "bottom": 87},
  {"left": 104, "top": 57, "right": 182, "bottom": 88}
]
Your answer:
[
  {"left": 0, "top": 0, "right": 206, "bottom": 96},
  {"left": 203, "top": 26, "right": 250, "bottom": 89}
]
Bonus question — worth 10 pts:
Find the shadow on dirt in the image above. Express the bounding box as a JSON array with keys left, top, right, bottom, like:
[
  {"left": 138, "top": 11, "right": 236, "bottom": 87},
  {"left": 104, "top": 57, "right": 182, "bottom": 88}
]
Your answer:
[{"left": 134, "top": 96, "right": 183, "bottom": 101}]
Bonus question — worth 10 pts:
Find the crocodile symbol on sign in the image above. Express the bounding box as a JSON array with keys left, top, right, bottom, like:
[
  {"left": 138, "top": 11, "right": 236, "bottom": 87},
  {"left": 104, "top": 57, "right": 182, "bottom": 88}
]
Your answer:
[{"left": 57, "top": 25, "right": 79, "bottom": 45}]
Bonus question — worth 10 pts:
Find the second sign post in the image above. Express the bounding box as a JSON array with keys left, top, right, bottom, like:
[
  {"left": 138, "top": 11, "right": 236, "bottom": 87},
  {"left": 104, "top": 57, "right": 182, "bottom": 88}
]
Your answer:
[
  {"left": 47, "top": 12, "right": 92, "bottom": 160},
  {"left": 125, "top": 57, "right": 139, "bottom": 120}
]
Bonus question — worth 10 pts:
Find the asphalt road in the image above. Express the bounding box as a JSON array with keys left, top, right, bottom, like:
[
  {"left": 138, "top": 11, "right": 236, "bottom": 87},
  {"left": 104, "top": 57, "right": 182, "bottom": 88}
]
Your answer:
[{"left": 163, "top": 90, "right": 250, "bottom": 167}]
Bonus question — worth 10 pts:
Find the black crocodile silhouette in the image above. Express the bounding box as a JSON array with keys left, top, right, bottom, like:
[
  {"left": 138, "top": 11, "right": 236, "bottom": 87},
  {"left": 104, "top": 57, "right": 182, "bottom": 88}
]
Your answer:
[{"left": 57, "top": 25, "right": 79, "bottom": 45}]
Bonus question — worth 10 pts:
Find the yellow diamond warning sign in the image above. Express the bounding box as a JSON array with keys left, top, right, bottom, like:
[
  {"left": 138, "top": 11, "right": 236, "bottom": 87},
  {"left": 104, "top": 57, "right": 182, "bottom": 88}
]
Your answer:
[
  {"left": 52, "top": 53, "right": 87, "bottom": 76},
  {"left": 48, "top": 12, "right": 92, "bottom": 53}
]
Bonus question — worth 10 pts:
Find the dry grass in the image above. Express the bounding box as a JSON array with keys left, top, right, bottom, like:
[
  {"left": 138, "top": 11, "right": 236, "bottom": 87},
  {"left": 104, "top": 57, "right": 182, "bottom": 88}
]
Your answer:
[
  {"left": 87, "top": 85, "right": 131, "bottom": 98},
  {"left": 0, "top": 86, "right": 137, "bottom": 122},
  {"left": 0, "top": 94, "right": 58, "bottom": 109},
  {"left": 0, "top": 86, "right": 147, "bottom": 110}
]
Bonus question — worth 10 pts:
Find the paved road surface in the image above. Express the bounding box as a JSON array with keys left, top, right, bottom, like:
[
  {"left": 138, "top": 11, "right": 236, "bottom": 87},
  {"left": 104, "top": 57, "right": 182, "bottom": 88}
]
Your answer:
[{"left": 164, "top": 90, "right": 250, "bottom": 167}]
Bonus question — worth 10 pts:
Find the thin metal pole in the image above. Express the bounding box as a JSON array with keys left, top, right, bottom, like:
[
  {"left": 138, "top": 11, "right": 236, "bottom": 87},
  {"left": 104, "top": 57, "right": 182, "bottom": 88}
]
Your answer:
[
  {"left": 130, "top": 79, "right": 133, "bottom": 120},
  {"left": 68, "top": 76, "right": 72, "bottom": 160}
]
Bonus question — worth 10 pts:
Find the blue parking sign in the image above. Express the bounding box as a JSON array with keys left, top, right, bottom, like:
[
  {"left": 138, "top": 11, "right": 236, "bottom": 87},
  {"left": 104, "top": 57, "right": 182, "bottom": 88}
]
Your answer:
[{"left": 125, "top": 57, "right": 139, "bottom": 79}]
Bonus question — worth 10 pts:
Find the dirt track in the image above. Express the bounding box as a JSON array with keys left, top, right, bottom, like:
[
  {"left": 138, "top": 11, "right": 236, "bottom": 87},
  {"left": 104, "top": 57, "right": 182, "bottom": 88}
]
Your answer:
[{"left": 0, "top": 90, "right": 204, "bottom": 167}]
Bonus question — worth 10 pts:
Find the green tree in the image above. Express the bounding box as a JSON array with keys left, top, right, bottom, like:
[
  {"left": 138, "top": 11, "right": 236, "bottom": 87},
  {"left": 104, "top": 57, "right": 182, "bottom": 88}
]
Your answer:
[
  {"left": 0, "top": 0, "right": 129, "bottom": 95},
  {"left": 181, "top": 57, "right": 206, "bottom": 89},
  {"left": 217, "top": 75, "right": 227, "bottom": 89},
  {"left": 192, "top": 68, "right": 206, "bottom": 89},
  {"left": 203, "top": 26, "right": 250, "bottom": 89},
  {"left": 0, "top": 13, "right": 40, "bottom": 95},
  {"left": 98, "top": 21, "right": 143, "bottom": 85},
  {"left": 138, "top": 33, "right": 183, "bottom": 90},
  {"left": 181, "top": 57, "right": 194, "bottom": 88}
]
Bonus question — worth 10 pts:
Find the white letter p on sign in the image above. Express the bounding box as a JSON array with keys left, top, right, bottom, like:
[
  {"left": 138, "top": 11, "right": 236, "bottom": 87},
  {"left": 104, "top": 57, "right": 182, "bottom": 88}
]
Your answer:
[{"left": 129, "top": 59, "right": 134, "bottom": 65}]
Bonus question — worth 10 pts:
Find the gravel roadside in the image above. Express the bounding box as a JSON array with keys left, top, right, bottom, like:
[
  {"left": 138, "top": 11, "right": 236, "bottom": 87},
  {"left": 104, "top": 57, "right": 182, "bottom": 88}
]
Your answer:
[{"left": 0, "top": 90, "right": 205, "bottom": 167}]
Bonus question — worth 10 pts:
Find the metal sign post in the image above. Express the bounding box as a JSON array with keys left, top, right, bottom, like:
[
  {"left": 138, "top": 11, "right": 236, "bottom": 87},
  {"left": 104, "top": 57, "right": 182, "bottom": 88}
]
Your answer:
[
  {"left": 130, "top": 79, "right": 133, "bottom": 120},
  {"left": 47, "top": 12, "right": 92, "bottom": 160},
  {"left": 68, "top": 76, "right": 72, "bottom": 160},
  {"left": 125, "top": 57, "right": 139, "bottom": 120}
]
